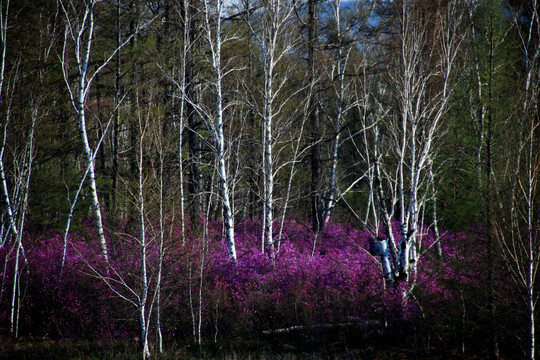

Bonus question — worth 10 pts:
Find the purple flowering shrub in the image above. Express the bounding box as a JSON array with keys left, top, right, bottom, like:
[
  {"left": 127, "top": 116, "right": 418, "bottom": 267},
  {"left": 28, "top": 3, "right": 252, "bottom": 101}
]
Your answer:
[
  {"left": 0, "top": 230, "right": 127, "bottom": 339},
  {"left": 0, "top": 217, "right": 513, "bottom": 349},
  {"left": 204, "top": 220, "right": 388, "bottom": 335}
]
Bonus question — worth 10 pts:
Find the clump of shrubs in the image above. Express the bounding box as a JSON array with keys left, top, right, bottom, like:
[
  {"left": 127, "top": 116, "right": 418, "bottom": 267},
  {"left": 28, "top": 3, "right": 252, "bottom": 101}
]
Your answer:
[{"left": 0, "top": 218, "right": 511, "bottom": 354}]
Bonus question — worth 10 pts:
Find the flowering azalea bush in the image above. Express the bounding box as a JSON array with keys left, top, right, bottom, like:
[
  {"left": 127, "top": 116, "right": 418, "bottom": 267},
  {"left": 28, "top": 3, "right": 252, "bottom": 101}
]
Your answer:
[{"left": 0, "top": 217, "right": 515, "bottom": 353}]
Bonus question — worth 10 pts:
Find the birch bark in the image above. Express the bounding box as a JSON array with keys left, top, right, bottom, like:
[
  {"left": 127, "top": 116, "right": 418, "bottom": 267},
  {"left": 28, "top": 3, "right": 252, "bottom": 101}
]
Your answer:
[
  {"left": 59, "top": 0, "right": 156, "bottom": 262},
  {"left": 60, "top": 0, "right": 108, "bottom": 260},
  {"left": 368, "top": 0, "right": 464, "bottom": 284},
  {"left": 202, "top": 0, "right": 236, "bottom": 261},
  {"left": 323, "top": 0, "right": 351, "bottom": 227},
  {"left": 240, "top": 0, "right": 297, "bottom": 256},
  {"left": 136, "top": 107, "right": 150, "bottom": 360}
]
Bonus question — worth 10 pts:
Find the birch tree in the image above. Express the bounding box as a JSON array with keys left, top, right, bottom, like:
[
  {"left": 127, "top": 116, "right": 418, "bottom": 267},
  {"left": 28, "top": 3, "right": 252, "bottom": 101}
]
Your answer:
[
  {"left": 135, "top": 92, "right": 151, "bottom": 359},
  {"left": 235, "top": 0, "right": 300, "bottom": 256},
  {"left": 0, "top": 0, "right": 38, "bottom": 337},
  {"left": 321, "top": 0, "right": 350, "bottom": 227},
  {"left": 82, "top": 86, "right": 161, "bottom": 359},
  {"left": 0, "top": 0, "right": 14, "bottom": 249},
  {"left": 320, "top": 0, "right": 376, "bottom": 228},
  {"left": 60, "top": 0, "right": 109, "bottom": 260},
  {"left": 59, "top": 0, "right": 155, "bottom": 261},
  {"left": 199, "top": 0, "right": 237, "bottom": 261},
  {"left": 369, "top": 0, "right": 466, "bottom": 284},
  {"left": 495, "top": 1, "right": 540, "bottom": 358}
]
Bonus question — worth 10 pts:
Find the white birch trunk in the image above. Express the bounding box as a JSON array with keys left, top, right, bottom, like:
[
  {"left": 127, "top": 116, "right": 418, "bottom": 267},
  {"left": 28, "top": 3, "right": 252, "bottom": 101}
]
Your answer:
[
  {"left": 9, "top": 111, "right": 36, "bottom": 336},
  {"left": 263, "top": 65, "right": 274, "bottom": 255},
  {"left": 0, "top": 0, "right": 17, "bottom": 249},
  {"left": 77, "top": 93, "right": 108, "bottom": 261},
  {"left": 523, "top": 9, "right": 538, "bottom": 356},
  {"left": 76, "top": 4, "right": 107, "bottom": 260},
  {"left": 261, "top": 0, "right": 278, "bottom": 257},
  {"left": 323, "top": 0, "right": 347, "bottom": 227},
  {"left": 9, "top": 234, "right": 21, "bottom": 335},
  {"left": 203, "top": 0, "right": 236, "bottom": 262},
  {"left": 137, "top": 113, "right": 150, "bottom": 360},
  {"left": 156, "top": 132, "right": 165, "bottom": 353},
  {"left": 240, "top": 0, "right": 298, "bottom": 254},
  {"left": 60, "top": 0, "right": 108, "bottom": 261},
  {"left": 376, "top": 0, "right": 464, "bottom": 283},
  {"left": 176, "top": 0, "right": 192, "bottom": 246},
  {"left": 526, "top": 136, "right": 536, "bottom": 360},
  {"left": 59, "top": 0, "right": 156, "bottom": 262},
  {"left": 61, "top": 99, "right": 119, "bottom": 270}
]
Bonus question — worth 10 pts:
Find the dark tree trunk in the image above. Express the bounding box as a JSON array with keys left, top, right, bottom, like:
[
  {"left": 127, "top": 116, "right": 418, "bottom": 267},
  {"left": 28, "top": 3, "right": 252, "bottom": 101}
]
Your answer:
[
  {"left": 184, "top": 0, "right": 202, "bottom": 235},
  {"left": 307, "top": 0, "right": 322, "bottom": 232}
]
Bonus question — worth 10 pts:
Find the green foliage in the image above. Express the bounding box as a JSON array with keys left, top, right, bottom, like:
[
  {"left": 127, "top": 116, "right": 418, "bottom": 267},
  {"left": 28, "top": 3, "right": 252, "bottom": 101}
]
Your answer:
[{"left": 437, "top": 0, "right": 522, "bottom": 230}]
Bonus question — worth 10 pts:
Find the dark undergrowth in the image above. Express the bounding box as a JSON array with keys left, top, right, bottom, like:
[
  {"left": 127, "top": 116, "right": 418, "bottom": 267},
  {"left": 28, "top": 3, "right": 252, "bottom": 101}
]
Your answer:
[{"left": 0, "top": 334, "right": 495, "bottom": 360}]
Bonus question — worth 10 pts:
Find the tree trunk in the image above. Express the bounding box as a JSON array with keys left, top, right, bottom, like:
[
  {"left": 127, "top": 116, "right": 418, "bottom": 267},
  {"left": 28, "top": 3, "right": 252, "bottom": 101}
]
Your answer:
[
  {"left": 137, "top": 107, "right": 150, "bottom": 360},
  {"left": 183, "top": 0, "right": 202, "bottom": 236},
  {"left": 307, "top": 0, "right": 322, "bottom": 232},
  {"left": 263, "top": 62, "right": 274, "bottom": 256},
  {"left": 203, "top": 0, "right": 236, "bottom": 261},
  {"left": 61, "top": 0, "right": 109, "bottom": 261},
  {"left": 323, "top": 0, "right": 347, "bottom": 227}
]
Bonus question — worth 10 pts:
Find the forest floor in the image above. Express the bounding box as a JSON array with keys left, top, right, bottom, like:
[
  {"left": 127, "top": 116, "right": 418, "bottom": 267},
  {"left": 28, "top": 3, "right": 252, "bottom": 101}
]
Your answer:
[{"left": 0, "top": 336, "right": 498, "bottom": 359}]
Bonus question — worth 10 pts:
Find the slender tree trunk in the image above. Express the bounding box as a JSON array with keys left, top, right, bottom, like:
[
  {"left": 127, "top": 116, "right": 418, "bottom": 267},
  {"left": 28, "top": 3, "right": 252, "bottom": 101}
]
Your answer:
[
  {"left": 0, "top": 0, "right": 18, "bottom": 250},
  {"left": 263, "top": 61, "right": 274, "bottom": 256},
  {"left": 486, "top": 11, "right": 499, "bottom": 357},
  {"left": 323, "top": 0, "right": 347, "bottom": 227},
  {"left": 60, "top": 0, "right": 109, "bottom": 260},
  {"left": 155, "top": 125, "right": 166, "bottom": 353},
  {"left": 522, "top": 4, "right": 539, "bottom": 357},
  {"left": 112, "top": 0, "right": 121, "bottom": 217},
  {"left": 77, "top": 92, "right": 109, "bottom": 261},
  {"left": 307, "top": 0, "right": 322, "bottom": 232},
  {"left": 9, "top": 111, "right": 36, "bottom": 337},
  {"left": 526, "top": 132, "right": 535, "bottom": 360},
  {"left": 430, "top": 168, "right": 442, "bottom": 258},
  {"left": 175, "top": 0, "right": 193, "bottom": 246},
  {"left": 137, "top": 106, "right": 150, "bottom": 360},
  {"left": 9, "top": 237, "right": 20, "bottom": 336},
  {"left": 203, "top": 0, "right": 236, "bottom": 261}
]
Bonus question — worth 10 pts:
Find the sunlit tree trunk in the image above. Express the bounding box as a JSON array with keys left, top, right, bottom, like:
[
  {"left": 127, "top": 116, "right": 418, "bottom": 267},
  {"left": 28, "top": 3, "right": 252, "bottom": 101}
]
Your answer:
[
  {"left": 521, "top": 5, "right": 539, "bottom": 356},
  {"left": 0, "top": 0, "right": 35, "bottom": 336},
  {"left": 368, "top": 0, "right": 465, "bottom": 285},
  {"left": 323, "top": 0, "right": 350, "bottom": 227},
  {"left": 8, "top": 109, "right": 36, "bottom": 337},
  {"left": 497, "top": 2, "right": 540, "bottom": 358},
  {"left": 0, "top": 0, "right": 17, "bottom": 250},
  {"left": 135, "top": 91, "right": 150, "bottom": 360},
  {"left": 59, "top": 0, "right": 155, "bottom": 262},
  {"left": 202, "top": 0, "right": 236, "bottom": 261},
  {"left": 60, "top": 0, "right": 108, "bottom": 260},
  {"left": 263, "top": 31, "right": 275, "bottom": 257},
  {"left": 240, "top": 0, "right": 298, "bottom": 256}
]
